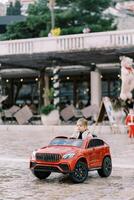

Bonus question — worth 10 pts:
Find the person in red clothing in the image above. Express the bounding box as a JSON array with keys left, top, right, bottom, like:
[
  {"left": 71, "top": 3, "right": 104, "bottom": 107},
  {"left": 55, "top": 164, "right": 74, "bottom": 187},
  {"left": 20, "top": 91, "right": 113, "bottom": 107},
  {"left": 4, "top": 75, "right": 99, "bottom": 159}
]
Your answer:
[{"left": 125, "top": 109, "right": 134, "bottom": 138}]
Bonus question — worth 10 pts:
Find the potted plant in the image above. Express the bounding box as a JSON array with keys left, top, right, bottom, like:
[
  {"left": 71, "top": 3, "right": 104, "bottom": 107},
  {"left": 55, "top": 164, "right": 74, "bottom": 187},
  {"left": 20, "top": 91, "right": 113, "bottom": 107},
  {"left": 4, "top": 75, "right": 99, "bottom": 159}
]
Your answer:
[
  {"left": 40, "top": 104, "right": 55, "bottom": 115},
  {"left": 40, "top": 88, "right": 60, "bottom": 125}
]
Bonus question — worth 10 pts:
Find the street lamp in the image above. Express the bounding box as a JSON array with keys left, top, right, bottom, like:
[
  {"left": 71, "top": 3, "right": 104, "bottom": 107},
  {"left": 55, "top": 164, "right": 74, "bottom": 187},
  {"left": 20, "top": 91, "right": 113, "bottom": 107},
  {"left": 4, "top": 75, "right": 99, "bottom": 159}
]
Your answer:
[{"left": 47, "top": 0, "right": 56, "bottom": 30}]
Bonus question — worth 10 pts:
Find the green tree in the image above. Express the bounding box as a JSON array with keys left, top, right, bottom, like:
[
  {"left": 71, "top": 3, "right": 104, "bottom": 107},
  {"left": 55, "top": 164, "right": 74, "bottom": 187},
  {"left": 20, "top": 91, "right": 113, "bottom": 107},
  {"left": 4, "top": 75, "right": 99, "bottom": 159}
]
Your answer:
[
  {"left": 6, "top": 2, "right": 14, "bottom": 15},
  {"left": 14, "top": 0, "right": 21, "bottom": 15},
  {"left": 6, "top": 0, "right": 21, "bottom": 16},
  {"left": 3, "top": 0, "right": 116, "bottom": 40},
  {"left": 56, "top": 0, "right": 116, "bottom": 34}
]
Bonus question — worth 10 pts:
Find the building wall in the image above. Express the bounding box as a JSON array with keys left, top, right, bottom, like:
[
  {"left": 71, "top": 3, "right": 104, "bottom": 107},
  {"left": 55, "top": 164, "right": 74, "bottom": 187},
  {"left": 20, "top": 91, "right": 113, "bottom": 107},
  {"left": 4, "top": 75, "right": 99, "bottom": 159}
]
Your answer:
[
  {"left": 115, "top": 1, "right": 134, "bottom": 30},
  {"left": 117, "top": 15, "right": 134, "bottom": 30},
  {"left": 0, "top": 3, "right": 6, "bottom": 16}
]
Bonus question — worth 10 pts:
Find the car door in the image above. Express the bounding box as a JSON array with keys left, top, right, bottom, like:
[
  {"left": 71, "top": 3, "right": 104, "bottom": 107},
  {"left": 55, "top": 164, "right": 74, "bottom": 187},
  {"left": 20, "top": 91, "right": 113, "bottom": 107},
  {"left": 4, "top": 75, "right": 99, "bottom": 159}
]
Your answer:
[
  {"left": 86, "top": 139, "right": 98, "bottom": 168},
  {"left": 86, "top": 139, "right": 104, "bottom": 168}
]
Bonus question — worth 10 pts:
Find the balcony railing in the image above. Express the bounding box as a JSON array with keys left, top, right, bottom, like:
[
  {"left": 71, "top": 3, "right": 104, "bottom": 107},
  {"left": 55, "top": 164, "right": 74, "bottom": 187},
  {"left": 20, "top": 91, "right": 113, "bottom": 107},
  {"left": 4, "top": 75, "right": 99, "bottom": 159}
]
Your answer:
[{"left": 0, "top": 29, "right": 134, "bottom": 56}]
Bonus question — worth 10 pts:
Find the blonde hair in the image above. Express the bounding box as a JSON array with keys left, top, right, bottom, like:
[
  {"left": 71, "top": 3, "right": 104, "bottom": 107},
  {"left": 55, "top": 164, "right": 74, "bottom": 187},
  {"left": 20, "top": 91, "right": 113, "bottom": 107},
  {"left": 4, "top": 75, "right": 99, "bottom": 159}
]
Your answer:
[{"left": 77, "top": 118, "right": 88, "bottom": 127}]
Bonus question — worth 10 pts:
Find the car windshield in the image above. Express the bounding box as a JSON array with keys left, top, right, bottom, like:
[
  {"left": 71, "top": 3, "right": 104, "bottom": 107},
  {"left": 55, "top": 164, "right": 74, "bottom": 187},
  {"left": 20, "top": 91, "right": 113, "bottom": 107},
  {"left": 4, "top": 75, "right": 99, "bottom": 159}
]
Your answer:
[{"left": 49, "top": 138, "right": 83, "bottom": 147}]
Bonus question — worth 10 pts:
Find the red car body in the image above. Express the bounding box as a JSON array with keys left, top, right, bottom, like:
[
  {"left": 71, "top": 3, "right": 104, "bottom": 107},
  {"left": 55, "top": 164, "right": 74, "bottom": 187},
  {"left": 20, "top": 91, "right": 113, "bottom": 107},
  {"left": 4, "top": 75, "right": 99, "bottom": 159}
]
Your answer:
[{"left": 30, "top": 136, "right": 112, "bottom": 183}]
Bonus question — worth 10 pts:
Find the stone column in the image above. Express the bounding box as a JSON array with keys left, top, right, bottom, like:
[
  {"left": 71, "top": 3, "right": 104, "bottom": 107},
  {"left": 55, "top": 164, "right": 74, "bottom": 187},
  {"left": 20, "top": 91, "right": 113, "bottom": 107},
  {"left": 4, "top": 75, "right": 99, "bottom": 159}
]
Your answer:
[
  {"left": 90, "top": 70, "right": 102, "bottom": 107},
  {"left": 53, "top": 66, "right": 60, "bottom": 109},
  {"left": 44, "top": 74, "right": 50, "bottom": 106}
]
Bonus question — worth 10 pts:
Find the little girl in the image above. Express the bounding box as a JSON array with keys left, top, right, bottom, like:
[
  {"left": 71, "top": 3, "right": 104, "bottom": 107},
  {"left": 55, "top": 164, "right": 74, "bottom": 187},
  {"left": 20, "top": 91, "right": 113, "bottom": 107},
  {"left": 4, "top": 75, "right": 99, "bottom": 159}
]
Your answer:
[{"left": 71, "top": 118, "right": 93, "bottom": 139}]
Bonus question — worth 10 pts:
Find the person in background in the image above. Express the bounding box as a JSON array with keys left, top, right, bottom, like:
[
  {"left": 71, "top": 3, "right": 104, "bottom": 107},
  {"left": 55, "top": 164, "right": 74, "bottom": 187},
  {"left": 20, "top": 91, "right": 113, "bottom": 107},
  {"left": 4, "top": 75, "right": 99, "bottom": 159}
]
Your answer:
[
  {"left": 125, "top": 109, "right": 134, "bottom": 138},
  {"left": 71, "top": 118, "right": 93, "bottom": 139}
]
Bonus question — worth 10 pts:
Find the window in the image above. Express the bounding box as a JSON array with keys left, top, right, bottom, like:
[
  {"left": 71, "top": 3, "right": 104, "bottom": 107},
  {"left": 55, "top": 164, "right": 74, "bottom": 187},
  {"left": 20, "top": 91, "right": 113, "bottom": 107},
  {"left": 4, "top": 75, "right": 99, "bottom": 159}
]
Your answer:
[
  {"left": 102, "top": 78, "right": 121, "bottom": 97},
  {"left": 88, "top": 139, "right": 104, "bottom": 148},
  {"left": 76, "top": 81, "right": 90, "bottom": 108},
  {"left": 60, "top": 82, "right": 73, "bottom": 108},
  {"left": 15, "top": 82, "right": 39, "bottom": 105},
  {"left": 60, "top": 78, "right": 90, "bottom": 109}
]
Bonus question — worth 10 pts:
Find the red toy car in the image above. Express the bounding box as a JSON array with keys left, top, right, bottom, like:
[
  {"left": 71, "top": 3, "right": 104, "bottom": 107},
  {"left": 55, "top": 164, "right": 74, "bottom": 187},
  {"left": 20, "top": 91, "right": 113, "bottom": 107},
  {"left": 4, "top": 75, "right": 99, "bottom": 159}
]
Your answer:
[{"left": 30, "top": 136, "right": 112, "bottom": 183}]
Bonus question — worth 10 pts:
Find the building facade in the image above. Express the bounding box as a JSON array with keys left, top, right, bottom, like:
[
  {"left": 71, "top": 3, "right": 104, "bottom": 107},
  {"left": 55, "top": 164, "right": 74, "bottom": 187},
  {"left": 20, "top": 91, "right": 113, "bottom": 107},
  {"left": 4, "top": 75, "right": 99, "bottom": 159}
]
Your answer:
[
  {"left": 0, "top": 24, "right": 133, "bottom": 115},
  {"left": 0, "top": 3, "right": 6, "bottom": 16},
  {"left": 1, "top": 64, "right": 121, "bottom": 113}
]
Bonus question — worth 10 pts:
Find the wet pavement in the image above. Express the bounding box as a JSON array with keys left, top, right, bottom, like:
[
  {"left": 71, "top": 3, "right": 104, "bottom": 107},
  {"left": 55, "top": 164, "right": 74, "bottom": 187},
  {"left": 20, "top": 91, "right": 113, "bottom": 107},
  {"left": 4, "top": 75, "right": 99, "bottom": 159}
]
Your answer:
[{"left": 0, "top": 125, "right": 134, "bottom": 200}]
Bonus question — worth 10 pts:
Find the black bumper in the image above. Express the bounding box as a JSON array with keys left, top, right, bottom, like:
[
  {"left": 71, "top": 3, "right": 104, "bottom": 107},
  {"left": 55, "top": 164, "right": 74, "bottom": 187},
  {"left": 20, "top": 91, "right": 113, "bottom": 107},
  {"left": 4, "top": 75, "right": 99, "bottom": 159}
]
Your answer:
[{"left": 30, "top": 162, "right": 70, "bottom": 173}]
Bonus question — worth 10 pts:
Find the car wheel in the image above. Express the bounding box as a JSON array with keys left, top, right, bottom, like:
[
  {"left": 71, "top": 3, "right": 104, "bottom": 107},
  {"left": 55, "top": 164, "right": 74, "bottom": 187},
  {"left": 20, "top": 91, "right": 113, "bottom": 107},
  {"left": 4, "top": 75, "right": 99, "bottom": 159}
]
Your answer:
[
  {"left": 98, "top": 156, "right": 112, "bottom": 177},
  {"left": 69, "top": 161, "right": 88, "bottom": 183},
  {"left": 33, "top": 170, "right": 51, "bottom": 180}
]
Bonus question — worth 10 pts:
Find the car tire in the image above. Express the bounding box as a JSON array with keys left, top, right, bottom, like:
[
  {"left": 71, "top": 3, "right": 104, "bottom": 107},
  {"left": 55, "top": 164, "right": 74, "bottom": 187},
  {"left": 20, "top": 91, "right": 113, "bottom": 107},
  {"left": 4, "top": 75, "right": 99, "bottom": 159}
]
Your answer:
[
  {"left": 33, "top": 170, "right": 51, "bottom": 180},
  {"left": 69, "top": 161, "right": 88, "bottom": 183},
  {"left": 98, "top": 156, "right": 112, "bottom": 177}
]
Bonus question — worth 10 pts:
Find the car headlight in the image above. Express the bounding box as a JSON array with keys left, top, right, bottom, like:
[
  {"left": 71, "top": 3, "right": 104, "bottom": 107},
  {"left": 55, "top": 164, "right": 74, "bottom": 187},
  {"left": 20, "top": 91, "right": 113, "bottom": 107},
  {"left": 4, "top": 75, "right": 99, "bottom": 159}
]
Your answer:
[
  {"left": 31, "top": 150, "right": 37, "bottom": 160},
  {"left": 63, "top": 153, "right": 75, "bottom": 159}
]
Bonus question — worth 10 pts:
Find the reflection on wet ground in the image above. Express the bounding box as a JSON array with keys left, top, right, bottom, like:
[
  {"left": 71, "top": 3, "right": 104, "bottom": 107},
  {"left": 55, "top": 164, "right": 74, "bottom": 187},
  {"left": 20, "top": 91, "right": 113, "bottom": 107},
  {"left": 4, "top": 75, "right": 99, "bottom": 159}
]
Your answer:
[{"left": 0, "top": 125, "right": 134, "bottom": 200}]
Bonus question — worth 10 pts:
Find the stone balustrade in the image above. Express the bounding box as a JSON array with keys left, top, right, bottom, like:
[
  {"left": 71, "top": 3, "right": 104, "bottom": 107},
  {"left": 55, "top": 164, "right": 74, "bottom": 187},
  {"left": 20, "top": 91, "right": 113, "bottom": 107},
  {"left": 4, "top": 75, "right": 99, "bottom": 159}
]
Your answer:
[{"left": 0, "top": 29, "right": 134, "bottom": 56}]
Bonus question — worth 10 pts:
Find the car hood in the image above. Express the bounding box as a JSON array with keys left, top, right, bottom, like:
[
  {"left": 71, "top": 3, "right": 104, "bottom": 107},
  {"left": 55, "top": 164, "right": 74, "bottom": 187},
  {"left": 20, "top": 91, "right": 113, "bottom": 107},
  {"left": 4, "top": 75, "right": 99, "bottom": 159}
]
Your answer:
[{"left": 37, "top": 146, "right": 80, "bottom": 155}]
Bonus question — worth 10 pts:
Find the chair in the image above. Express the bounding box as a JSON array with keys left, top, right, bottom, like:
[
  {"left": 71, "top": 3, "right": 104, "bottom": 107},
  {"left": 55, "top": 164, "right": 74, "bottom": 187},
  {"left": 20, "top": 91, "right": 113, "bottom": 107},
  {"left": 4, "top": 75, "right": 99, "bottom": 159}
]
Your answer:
[
  {"left": 60, "top": 104, "right": 83, "bottom": 122},
  {"left": 14, "top": 105, "right": 33, "bottom": 125},
  {"left": 0, "top": 95, "right": 8, "bottom": 104},
  {"left": 81, "top": 104, "right": 99, "bottom": 119},
  {"left": 3, "top": 105, "right": 20, "bottom": 124}
]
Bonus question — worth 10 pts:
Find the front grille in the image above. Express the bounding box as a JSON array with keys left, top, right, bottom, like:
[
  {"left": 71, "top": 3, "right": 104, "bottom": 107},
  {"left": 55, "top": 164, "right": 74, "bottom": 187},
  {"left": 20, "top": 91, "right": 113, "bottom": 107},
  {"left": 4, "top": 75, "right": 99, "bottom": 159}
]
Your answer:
[{"left": 36, "top": 153, "right": 62, "bottom": 162}]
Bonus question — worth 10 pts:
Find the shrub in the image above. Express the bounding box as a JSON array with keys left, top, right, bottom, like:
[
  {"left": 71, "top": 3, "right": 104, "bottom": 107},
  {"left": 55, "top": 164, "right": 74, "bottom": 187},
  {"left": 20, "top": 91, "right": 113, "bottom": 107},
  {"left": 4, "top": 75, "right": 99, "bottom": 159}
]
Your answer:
[{"left": 40, "top": 104, "right": 55, "bottom": 115}]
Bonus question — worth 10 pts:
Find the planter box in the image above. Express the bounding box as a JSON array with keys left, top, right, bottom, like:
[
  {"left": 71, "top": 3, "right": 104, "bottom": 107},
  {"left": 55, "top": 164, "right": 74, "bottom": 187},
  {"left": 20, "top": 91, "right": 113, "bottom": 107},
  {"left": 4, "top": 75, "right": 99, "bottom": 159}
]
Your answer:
[{"left": 41, "top": 110, "right": 60, "bottom": 125}]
